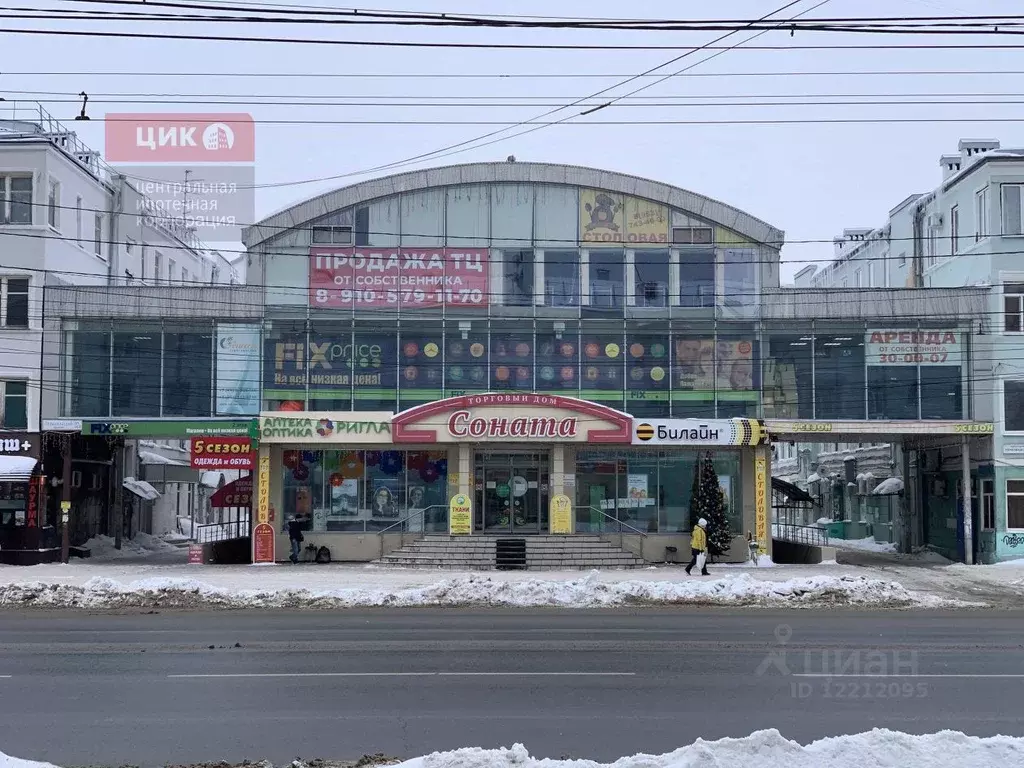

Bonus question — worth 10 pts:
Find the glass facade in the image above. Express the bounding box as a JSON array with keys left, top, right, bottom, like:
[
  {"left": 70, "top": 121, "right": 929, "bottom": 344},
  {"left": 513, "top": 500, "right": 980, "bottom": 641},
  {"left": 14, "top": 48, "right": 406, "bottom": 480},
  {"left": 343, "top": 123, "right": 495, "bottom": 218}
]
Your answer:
[{"left": 62, "top": 320, "right": 971, "bottom": 420}]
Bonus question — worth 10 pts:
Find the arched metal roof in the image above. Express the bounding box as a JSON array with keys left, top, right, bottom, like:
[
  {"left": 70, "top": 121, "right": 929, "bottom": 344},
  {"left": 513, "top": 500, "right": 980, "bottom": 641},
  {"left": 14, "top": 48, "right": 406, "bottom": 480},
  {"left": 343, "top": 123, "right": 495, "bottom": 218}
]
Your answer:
[{"left": 242, "top": 161, "right": 784, "bottom": 249}]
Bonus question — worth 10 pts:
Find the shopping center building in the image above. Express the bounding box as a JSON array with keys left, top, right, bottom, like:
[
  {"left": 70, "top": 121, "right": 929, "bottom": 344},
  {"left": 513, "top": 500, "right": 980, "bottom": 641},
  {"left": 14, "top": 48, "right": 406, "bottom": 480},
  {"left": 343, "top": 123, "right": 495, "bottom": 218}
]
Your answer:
[{"left": 23, "top": 161, "right": 1005, "bottom": 565}]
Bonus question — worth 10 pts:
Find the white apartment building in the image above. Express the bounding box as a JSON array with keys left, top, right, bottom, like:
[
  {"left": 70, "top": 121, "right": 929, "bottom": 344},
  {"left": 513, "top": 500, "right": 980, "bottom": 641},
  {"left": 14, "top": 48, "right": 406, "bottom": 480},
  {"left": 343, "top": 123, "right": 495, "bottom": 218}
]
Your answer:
[{"left": 0, "top": 108, "right": 241, "bottom": 540}]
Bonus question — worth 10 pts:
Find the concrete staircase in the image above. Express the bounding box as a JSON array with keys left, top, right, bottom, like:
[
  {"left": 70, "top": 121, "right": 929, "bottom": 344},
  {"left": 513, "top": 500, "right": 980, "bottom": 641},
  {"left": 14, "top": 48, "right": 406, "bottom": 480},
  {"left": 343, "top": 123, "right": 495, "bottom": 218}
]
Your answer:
[{"left": 379, "top": 535, "right": 647, "bottom": 570}]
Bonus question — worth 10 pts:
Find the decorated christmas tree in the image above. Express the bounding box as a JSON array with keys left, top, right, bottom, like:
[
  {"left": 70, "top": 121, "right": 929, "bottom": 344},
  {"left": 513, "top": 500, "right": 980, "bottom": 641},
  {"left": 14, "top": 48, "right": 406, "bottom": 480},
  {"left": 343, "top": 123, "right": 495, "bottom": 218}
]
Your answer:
[{"left": 690, "top": 452, "right": 731, "bottom": 560}]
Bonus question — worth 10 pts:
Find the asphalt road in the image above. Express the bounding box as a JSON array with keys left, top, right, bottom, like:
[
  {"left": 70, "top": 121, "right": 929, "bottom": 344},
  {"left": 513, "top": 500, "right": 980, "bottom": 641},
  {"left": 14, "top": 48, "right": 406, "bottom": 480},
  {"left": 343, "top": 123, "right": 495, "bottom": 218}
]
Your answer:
[{"left": 2, "top": 609, "right": 1024, "bottom": 767}]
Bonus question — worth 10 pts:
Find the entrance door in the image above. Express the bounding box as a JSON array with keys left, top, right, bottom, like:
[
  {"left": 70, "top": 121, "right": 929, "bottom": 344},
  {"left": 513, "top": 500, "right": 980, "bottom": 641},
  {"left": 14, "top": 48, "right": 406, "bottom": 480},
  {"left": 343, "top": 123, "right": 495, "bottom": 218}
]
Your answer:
[{"left": 474, "top": 452, "right": 549, "bottom": 534}]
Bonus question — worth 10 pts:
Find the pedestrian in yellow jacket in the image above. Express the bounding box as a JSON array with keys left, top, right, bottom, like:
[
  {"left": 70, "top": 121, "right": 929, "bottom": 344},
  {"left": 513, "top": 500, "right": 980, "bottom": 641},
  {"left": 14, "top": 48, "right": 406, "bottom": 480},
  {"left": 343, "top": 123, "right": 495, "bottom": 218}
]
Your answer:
[{"left": 685, "top": 517, "right": 710, "bottom": 576}]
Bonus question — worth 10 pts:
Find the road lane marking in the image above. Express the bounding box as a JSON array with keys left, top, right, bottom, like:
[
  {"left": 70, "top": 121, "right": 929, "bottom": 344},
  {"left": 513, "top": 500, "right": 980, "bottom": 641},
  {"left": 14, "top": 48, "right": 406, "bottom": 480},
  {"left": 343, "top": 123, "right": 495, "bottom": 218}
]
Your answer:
[
  {"left": 168, "top": 672, "right": 635, "bottom": 679},
  {"left": 794, "top": 674, "right": 1024, "bottom": 678}
]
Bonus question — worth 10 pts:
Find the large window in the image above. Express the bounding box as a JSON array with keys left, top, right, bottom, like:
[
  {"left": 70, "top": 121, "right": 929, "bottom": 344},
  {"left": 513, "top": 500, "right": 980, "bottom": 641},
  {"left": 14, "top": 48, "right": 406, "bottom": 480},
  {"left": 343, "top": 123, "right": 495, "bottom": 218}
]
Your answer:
[
  {"left": 920, "top": 366, "right": 962, "bottom": 419},
  {"left": 1004, "top": 283, "right": 1024, "bottom": 332},
  {"left": 589, "top": 249, "right": 625, "bottom": 308},
  {"left": 627, "top": 323, "right": 670, "bottom": 417},
  {"left": 672, "top": 333, "right": 715, "bottom": 418},
  {"left": 47, "top": 179, "right": 60, "bottom": 229},
  {"left": 0, "top": 381, "right": 27, "bottom": 429},
  {"left": 1005, "top": 380, "right": 1024, "bottom": 433},
  {"left": 544, "top": 250, "right": 580, "bottom": 307},
  {"left": 868, "top": 367, "right": 918, "bottom": 420},
  {"left": 581, "top": 321, "right": 624, "bottom": 402},
  {"left": 1007, "top": 480, "right": 1024, "bottom": 529},
  {"left": 446, "top": 324, "right": 488, "bottom": 395},
  {"left": 764, "top": 333, "right": 814, "bottom": 419},
  {"left": 950, "top": 205, "right": 960, "bottom": 254},
  {"left": 93, "top": 214, "right": 104, "bottom": 257},
  {"left": 634, "top": 249, "right": 668, "bottom": 308},
  {"left": 281, "top": 449, "right": 449, "bottom": 533},
  {"left": 490, "top": 330, "right": 533, "bottom": 391},
  {"left": 1, "top": 176, "right": 32, "bottom": 224},
  {"left": 162, "top": 331, "right": 213, "bottom": 416},
  {"left": 111, "top": 330, "right": 162, "bottom": 416},
  {"left": 2, "top": 277, "right": 29, "bottom": 328},
  {"left": 535, "top": 321, "right": 578, "bottom": 394},
  {"left": 502, "top": 249, "right": 534, "bottom": 306},
  {"left": 679, "top": 249, "right": 714, "bottom": 308},
  {"left": 575, "top": 450, "right": 741, "bottom": 535},
  {"left": 398, "top": 322, "right": 444, "bottom": 409},
  {"left": 814, "top": 334, "right": 866, "bottom": 420},
  {"left": 722, "top": 249, "right": 756, "bottom": 312},
  {"left": 67, "top": 331, "right": 111, "bottom": 417},
  {"left": 976, "top": 187, "right": 989, "bottom": 242},
  {"left": 354, "top": 321, "right": 398, "bottom": 412},
  {"left": 1002, "top": 184, "right": 1024, "bottom": 235}
]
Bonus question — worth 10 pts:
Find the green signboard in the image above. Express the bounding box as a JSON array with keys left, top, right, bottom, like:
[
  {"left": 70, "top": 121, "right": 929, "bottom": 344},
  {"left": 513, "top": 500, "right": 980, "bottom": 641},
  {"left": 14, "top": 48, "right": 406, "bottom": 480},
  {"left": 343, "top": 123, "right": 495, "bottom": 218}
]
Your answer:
[{"left": 79, "top": 419, "right": 257, "bottom": 439}]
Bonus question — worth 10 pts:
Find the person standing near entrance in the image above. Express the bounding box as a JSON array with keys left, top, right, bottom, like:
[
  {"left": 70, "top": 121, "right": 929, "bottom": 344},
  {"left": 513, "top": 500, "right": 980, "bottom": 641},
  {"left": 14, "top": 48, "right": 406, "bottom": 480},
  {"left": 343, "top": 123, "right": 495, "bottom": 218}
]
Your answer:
[
  {"left": 686, "top": 517, "right": 710, "bottom": 576},
  {"left": 288, "top": 513, "right": 305, "bottom": 564}
]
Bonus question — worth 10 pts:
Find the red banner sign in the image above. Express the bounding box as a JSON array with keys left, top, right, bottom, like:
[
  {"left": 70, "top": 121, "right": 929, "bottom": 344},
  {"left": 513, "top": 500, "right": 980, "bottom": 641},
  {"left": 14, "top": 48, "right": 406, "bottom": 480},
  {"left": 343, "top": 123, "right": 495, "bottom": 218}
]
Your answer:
[
  {"left": 309, "top": 247, "right": 489, "bottom": 310},
  {"left": 190, "top": 437, "right": 254, "bottom": 469},
  {"left": 210, "top": 476, "right": 253, "bottom": 508}
]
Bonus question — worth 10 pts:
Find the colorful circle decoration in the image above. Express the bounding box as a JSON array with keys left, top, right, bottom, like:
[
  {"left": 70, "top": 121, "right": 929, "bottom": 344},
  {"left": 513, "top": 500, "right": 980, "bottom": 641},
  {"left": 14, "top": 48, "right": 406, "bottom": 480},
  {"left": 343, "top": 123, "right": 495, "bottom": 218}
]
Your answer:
[
  {"left": 380, "top": 451, "right": 403, "bottom": 476},
  {"left": 365, "top": 451, "right": 381, "bottom": 467},
  {"left": 738, "top": 341, "right": 753, "bottom": 354},
  {"left": 605, "top": 367, "right": 618, "bottom": 381},
  {"left": 470, "top": 343, "right": 485, "bottom": 358},
  {"left": 316, "top": 418, "right": 334, "bottom": 437},
  {"left": 585, "top": 343, "right": 600, "bottom": 359},
  {"left": 515, "top": 343, "right": 531, "bottom": 358},
  {"left": 605, "top": 343, "right": 620, "bottom": 359},
  {"left": 426, "top": 368, "right": 442, "bottom": 383},
  {"left": 630, "top": 367, "right": 645, "bottom": 381},
  {"left": 585, "top": 366, "right": 599, "bottom": 381},
  {"left": 279, "top": 400, "right": 304, "bottom": 412},
  {"left": 630, "top": 343, "right": 645, "bottom": 358},
  {"left": 561, "top": 366, "right": 575, "bottom": 382},
  {"left": 282, "top": 450, "right": 299, "bottom": 469},
  {"left": 516, "top": 366, "right": 530, "bottom": 382},
  {"left": 404, "top": 366, "right": 418, "bottom": 381},
  {"left": 403, "top": 342, "right": 419, "bottom": 358},
  {"left": 301, "top": 451, "right": 317, "bottom": 464},
  {"left": 651, "top": 343, "right": 666, "bottom": 358},
  {"left": 651, "top": 366, "right": 666, "bottom": 382},
  {"left": 329, "top": 472, "right": 344, "bottom": 488},
  {"left": 469, "top": 367, "right": 485, "bottom": 382},
  {"left": 340, "top": 452, "right": 364, "bottom": 479},
  {"left": 495, "top": 366, "right": 510, "bottom": 382},
  {"left": 560, "top": 343, "right": 575, "bottom": 358},
  {"left": 448, "top": 366, "right": 464, "bottom": 381},
  {"left": 540, "top": 366, "right": 555, "bottom": 381},
  {"left": 424, "top": 342, "right": 439, "bottom": 358},
  {"left": 292, "top": 464, "right": 309, "bottom": 482},
  {"left": 448, "top": 341, "right": 465, "bottom": 358}
]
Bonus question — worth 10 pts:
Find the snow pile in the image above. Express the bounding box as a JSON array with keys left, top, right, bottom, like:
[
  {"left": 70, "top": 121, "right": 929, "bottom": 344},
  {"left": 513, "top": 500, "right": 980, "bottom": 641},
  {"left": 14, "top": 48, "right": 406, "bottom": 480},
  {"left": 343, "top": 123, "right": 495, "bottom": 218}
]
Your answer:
[
  {"left": 394, "top": 729, "right": 1024, "bottom": 767},
  {"left": 82, "top": 533, "right": 179, "bottom": 560},
  {"left": 138, "top": 450, "right": 187, "bottom": 466},
  {"left": 0, "top": 750, "right": 61, "bottom": 768},
  {"left": 832, "top": 536, "right": 897, "bottom": 554},
  {"left": 0, "top": 571, "right": 925, "bottom": 610}
]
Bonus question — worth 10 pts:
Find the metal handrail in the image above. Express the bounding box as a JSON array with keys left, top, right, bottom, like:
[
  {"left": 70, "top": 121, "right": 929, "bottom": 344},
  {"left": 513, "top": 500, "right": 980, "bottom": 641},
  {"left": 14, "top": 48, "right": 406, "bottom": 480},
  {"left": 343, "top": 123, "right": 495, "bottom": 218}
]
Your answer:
[
  {"left": 377, "top": 505, "right": 448, "bottom": 534},
  {"left": 578, "top": 506, "right": 649, "bottom": 537},
  {"left": 773, "top": 521, "right": 830, "bottom": 547}
]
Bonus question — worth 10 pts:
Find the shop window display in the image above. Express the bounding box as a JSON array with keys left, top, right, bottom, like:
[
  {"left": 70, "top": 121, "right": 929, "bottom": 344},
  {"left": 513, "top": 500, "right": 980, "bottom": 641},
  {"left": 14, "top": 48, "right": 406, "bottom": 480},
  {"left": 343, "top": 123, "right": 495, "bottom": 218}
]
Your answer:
[
  {"left": 535, "top": 331, "right": 578, "bottom": 393},
  {"left": 626, "top": 328, "right": 670, "bottom": 418},
  {"left": 398, "top": 327, "right": 444, "bottom": 408},
  {"left": 281, "top": 449, "right": 449, "bottom": 533},
  {"left": 574, "top": 450, "right": 741, "bottom": 534},
  {"left": 580, "top": 330, "right": 625, "bottom": 400},
  {"left": 445, "top": 329, "right": 488, "bottom": 395},
  {"left": 763, "top": 334, "right": 814, "bottom": 419}
]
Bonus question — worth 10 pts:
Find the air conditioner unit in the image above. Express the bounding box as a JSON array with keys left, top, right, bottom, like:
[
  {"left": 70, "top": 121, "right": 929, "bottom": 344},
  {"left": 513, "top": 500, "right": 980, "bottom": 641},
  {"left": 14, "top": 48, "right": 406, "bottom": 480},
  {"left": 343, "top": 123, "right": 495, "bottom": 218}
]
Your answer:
[{"left": 926, "top": 213, "right": 944, "bottom": 229}]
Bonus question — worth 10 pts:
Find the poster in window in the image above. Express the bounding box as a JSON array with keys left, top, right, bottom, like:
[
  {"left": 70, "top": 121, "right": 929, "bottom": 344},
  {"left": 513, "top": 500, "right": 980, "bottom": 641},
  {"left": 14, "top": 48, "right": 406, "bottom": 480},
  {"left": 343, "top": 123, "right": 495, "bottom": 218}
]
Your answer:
[
  {"left": 353, "top": 333, "right": 397, "bottom": 389},
  {"left": 491, "top": 333, "right": 533, "bottom": 390},
  {"left": 674, "top": 338, "right": 755, "bottom": 391},
  {"left": 579, "top": 189, "right": 669, "bottom": 246},
  {"left": 446, "top": 333, "right": 488, "bottom": 391},
  {"left": 400, "top": 334, "right": 444, "bottom": 390},
  {"left": 627, "top": 338, "right": 669, "bottom": 391},
  {"left": 264, "top": 331, "right": 358, "bottom": 393},
  {"left": 370, "top": 477, "right": 401, "bottom": 519},
  {"left": 582, "top": 336, "right": 623, "bottom": 390},
  {"left": 536, "top": 334, "right": 577, "bottom": 391},
  {"left": 215, "top": 324, "right": 261, "bottom": 415},
  {"left": 264, "top": 332, "right": 307, "bottom": 392},
  {"left": 865, "top": 329, "right": 962, "bottom": 366}
]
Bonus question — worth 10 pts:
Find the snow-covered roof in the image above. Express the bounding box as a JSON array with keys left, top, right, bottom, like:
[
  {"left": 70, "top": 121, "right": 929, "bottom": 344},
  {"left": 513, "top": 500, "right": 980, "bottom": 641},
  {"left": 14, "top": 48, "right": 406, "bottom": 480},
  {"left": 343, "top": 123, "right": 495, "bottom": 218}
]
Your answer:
[
  {"left": 123, "top": 477, "right": 160, "bottom": 500},
  {"left": 873, "top": 477, "right": 905, "bottom": 495},
  {"left": 139, "top": 450, "right": 188, "bottom": 466},
  {"left": 200, "top": 471, "right": 224, "bottom": 489}
]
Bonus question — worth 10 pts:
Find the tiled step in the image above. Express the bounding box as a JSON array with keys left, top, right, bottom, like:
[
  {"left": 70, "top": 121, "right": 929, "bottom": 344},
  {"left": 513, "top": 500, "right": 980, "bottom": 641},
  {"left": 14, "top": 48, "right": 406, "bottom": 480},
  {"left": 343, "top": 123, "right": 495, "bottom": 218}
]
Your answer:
[{"left": 380, "top": 535, "right": 647, "bottom": 570}]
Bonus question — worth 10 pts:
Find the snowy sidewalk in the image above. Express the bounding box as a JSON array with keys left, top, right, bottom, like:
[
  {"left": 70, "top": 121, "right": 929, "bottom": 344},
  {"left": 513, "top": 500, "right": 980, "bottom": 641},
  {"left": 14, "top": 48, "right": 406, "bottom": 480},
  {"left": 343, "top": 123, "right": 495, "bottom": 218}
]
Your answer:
[
  {"left": 5, "top": 728, "right": 1024, "bottom": 768},
  {"left": 3, "top": 551, "right": 1023, "bottom": 609}
]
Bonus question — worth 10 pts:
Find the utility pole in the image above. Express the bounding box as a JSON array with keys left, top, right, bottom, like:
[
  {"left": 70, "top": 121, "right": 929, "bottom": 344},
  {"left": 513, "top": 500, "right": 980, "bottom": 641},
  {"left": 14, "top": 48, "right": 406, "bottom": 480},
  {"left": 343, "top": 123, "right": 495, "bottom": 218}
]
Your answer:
[
  {"left": 962, "top": 436, "right": 973, "bottom": 565},
  {"left": 60, "top": 437, "right": 72, "bottom": 563}
]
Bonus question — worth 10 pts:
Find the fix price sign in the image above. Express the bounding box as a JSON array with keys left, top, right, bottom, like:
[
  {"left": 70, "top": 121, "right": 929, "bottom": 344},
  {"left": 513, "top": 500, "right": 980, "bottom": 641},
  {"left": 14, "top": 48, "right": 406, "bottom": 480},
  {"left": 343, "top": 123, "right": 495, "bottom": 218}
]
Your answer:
[
  {"left": 309, "top": 247, "right": 489, "bottom": 309},
  {"left": 190, "top": 437, "right": 255, "bottom": 469}
]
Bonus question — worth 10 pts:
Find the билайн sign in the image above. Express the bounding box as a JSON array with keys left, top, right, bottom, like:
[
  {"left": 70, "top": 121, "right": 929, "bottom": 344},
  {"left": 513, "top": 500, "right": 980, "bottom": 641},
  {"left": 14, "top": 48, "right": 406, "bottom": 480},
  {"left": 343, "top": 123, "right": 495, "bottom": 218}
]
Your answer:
[{"left": 631, "top": 419, "right": 768, "bottom": 446}]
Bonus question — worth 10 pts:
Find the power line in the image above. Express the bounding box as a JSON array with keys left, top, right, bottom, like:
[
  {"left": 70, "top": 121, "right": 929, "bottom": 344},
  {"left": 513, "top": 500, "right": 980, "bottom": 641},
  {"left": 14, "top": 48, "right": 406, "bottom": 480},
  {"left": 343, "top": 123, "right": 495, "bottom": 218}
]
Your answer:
[
  {"left": 43, "top": 116, "right": 1024, "bottom": 125},
  {"left": 5, "top": 68, "right": 1023, "bottom": 79}
]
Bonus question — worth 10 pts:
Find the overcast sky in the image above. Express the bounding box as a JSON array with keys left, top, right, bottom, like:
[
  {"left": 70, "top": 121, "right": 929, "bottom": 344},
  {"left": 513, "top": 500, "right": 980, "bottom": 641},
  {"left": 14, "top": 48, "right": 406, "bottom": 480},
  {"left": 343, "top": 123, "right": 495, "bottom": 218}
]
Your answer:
[{"left": 1, "top": 0, "right": 1020, "bottom": 280}]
